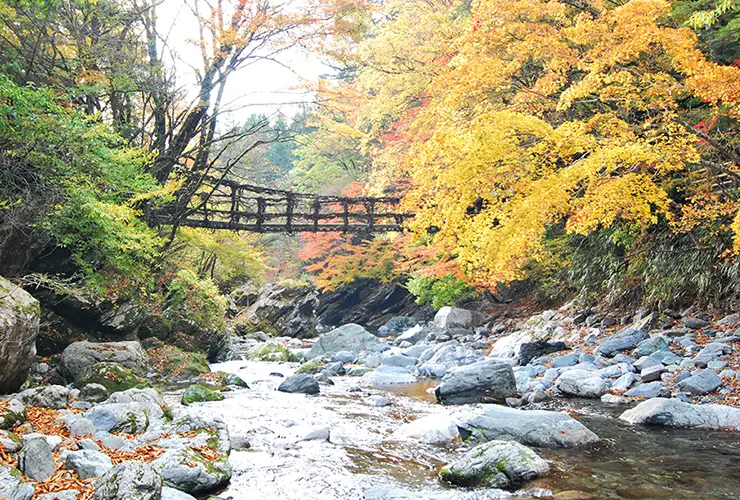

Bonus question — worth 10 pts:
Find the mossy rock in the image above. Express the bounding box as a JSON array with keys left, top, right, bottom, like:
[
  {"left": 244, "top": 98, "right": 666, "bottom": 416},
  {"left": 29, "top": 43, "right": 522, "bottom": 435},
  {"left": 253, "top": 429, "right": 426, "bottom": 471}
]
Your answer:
[
  {"left": 182, "top": 384, "right": 225, "bottom": 405},
  {"left": 74, "top": 362, "right": 151, "bottom": 393},
  {"left": 214, "top": 372, "right": 248, "bottom": 388},
  {"left": 249, "top": 342, "right": 298, "bottom": 362},
  {"left": 295, "top": 357, "right": 324, "bottom": 375},
  {"left": 0, "top": 399, "right": 26, "bottom": 430},
  {"left": 144, "top": 344, "right": 210, "bottom": 382}
]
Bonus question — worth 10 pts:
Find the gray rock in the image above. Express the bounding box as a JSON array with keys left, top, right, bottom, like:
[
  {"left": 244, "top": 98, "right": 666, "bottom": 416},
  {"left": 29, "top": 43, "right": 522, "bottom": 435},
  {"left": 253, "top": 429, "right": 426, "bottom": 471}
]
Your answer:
[
  {"left": 434, "top": 307, "right": 478, "bottom": 329},
  {"left": 380, "top": 355, "right": 417, "bottom": 368},
  {"left": 0, "top": 277, "right": 39, "bottom": 394},
  {"left": 0, "top": 464, "right": 34, "bottom": 500},
  {"left": 16, "top": 385, "right": 69, "bottom": 409},
  {"left": 162, "top": 487, "right": 197, "bottom": 500},
  {"left": 620, "top": 397, "right": 740, "bottom": 429},
  {"left": 69, "top": 418, "right": 96, "bottom": 437},
  {"left": 552, "top": 353, "right": 580, "bottom": 368},
  {"left": 391, "top": 414, "right": 460, "bottom": 445},
  {"left": 694, "top": 343, "right": 732, "bottom": 368},
  {"left": 611, "top": 372, "right": 637, "bottom": 391},
  {"left": 152, "top": 445, "right": 232, "bottom": 495},
  {"left": 555, "top": 370, "right": 606, "bottom": 398},
  {"left": 458, "top": 404, "right": 599, "bottom": 448},
  {"left": 435, "top": 359, "right": 516, "bottom": 405},
  {"left": 394, "top": 325, "right": 427, "bottom": 346},
  {"left": 301, "top": 428, "right": 330, "bottom": 441},
  {"left": 601, "top": 394, "right": 630, "bottom": 405},
  {"left": 367, "top": 395, "right": 391, "bottom": 407},
  {"left": 103, "top": 388, "right": 167, "bottom": 428},
  {"left": 80, "top": 383, "right": 109, "bottom": 403},
  {"left": 278, "top": 374, "right": 320, "bottom": 395},
  {"left": 93, "top": 431, "right": 125, "bottom": 450},
  {"left": 634, "top": 336, "right": 670, "bottom": 357},
  {"left": 0, "top": 399, "right": 26, "bottom": 430},
  {"left": 18, "top": 437, "right": 55, "bottom": 481},
  {"left": 650, "top": 350, "right": 681, "bottom": 365},
  {"left": 594, "top": 327, "right": 648, "bottom": 357},
  {"left": 331, "top": 351, "right": 357, "bottom": 364},
  {"left": 625, "top": 382, "right": 670, "bottom": 399},
  {"left": 65, "top": 450, "right": 113, "bottom": 479},
  {"left": 386, "top": 316, "right": 418, "bottom": 332},
  {"left": 439, "top": 440, "right": 548, "bottom": 489},
  {"left": 362, "top": 367, "right": 417, "bottom": 387},
  {"left": 93, "top": 461, "right": 162, "bottom": 499},
  {"left": 308, "top": 324, "right": 382, "bottom": 359},
  {"left": 640, "top": 365, "right": 667, "bottom": 382},
  {"left": 517, "top": 341, "right": 569, "bottom": 366},
  {"left": 676, "top": 369, "right": 723, "bottom": 395},
  {"left": 84, "top": 402, "right": 149, "bottom": 434},
  {"left": 77, "top": 438, "right": 100, "bottom": 451},
  {"left": 683, "top": 317, "right": 710, "bottom": 330},
  {"left": 20, "top": 433, "right": 61, "bottom": 451},
  {"left": 0, "top": 430, "right": 22, "bottom": 452},
  {"left": 59, "top": 341, "right": 148, "bottom": 381}
]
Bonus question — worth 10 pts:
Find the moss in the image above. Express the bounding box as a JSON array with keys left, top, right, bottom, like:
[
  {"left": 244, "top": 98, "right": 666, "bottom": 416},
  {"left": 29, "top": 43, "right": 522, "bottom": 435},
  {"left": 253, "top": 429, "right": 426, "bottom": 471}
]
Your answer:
[
  {"left": 74, "top": 362, "right": 151, "bottom": 393},
  {"left": 213, "top": 371, "right": 248, "bottom": 388},
  {"left": 145, "top": 344, "right": 210, "bottom": 381},
  {"left": 250, "top": 342, "right": 298, "bottom": 362},
  {"left": 295, "top": 357, "right": 324, "bottom": 375},
  {"left": 181, "top": 384, "right": 225, "bottom": 405}
]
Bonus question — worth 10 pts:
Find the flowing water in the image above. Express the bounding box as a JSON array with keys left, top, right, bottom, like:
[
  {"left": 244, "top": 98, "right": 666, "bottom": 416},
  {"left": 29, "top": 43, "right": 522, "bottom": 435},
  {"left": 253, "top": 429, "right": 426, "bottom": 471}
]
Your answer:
[{"left": 175, "top": 360, "right": 740, "bottom": 500}]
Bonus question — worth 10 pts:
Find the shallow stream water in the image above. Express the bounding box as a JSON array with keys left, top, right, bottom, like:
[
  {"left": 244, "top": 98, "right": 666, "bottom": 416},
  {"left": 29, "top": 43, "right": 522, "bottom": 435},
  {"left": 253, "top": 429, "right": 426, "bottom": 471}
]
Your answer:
[{"left": 173, "top": 360, "right": 740, "bottom": 500}]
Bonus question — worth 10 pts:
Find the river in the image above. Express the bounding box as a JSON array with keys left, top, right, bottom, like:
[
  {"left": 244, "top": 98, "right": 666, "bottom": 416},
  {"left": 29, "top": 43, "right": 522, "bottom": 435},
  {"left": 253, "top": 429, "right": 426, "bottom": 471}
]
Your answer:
[{"left": 171, "top": 360, "right": 740, "bottom": 499}]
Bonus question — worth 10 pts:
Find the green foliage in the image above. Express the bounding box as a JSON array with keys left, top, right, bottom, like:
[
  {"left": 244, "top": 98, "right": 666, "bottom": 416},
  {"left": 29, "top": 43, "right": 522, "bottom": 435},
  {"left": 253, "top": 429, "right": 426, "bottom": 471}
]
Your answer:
[
  {"left": 295, "top": 357, "right": 324, "bottom": 374},
  {"left": 164, "top": 270, "right": 228, "bottom": 333},
  {"left": 406, "top": 274, "right": 477, "bottom": 310},
  {"left": 672, "top": 0, "right": 740, "bottom": 63},
  {"left": 74, "top": 362, "right": 151, "bottom": 393}
]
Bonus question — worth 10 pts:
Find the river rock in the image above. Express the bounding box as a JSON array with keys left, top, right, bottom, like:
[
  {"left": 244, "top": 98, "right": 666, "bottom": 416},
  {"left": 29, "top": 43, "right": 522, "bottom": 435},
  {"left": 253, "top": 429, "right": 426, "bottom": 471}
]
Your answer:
[
  {"left": 555, "top": 370, "right": 606, "bottom": 398},
  {"left": 37, "top": 491, "right": 79, "bottom": 500},
  {"left": 16, "top": 385, "right": 70, "bottom": 409},
  {"left": 0, "top": 277, "right": 40, "bottom": 394},
  {"left": 59, "top": 341, "right": 148, "bottom": 381},
  {"left": 676, "top": 369, "right": 722, "bottom": 395},
  {"left": 518, "top": 341, "right": 569, "bottom": 366},
  {"left": 434, "top": 307, "right": 477, "bottom": 329},
  {"left": 308, "top": 324, "right": 383, "bottom": 359},
  {"left": 380, "top": 355, "right": 417, "bottom": 368},
  {"left": 18, "top": 437, "right": 55, "bottom": 481},
  {"left": 80, "top": 383, "right": 109, "bottom": 404},
  {"left": 594, "top": 327, "right": 648, "bottom": 357},
  {"left": 84, "top": 402, "right": 150, "bottom": 434},
  {"left": 361, "top": 366, "right": 417, "bottom": 387},
  {"left": 386, "top": 316, "right": 418, "bottom": 332},
  {"left": 439, "top": 440, "right": 549, "bottom": 489},
  {"left": 20, "top": 433, "right": 61, "bottom": 451},
  {"left": 488, "top": 331, "right": 533, "bottom": 361},
  {"left": 278, "top": 374, "right": 320, "bottom": 394},
  {"left": 0, "top": 430, "right": 22, "bottom": 452},
  {"left": 601, "top": 394, "right": 631, "bottom": 405},
  {"left": 457, "top": 404, "right": 599, "bottom": 448},
  {"left": 162, "top": 487, "right": 197, "bottom": 500},
  {"left": 0, "top": 399, "right": 26, "bottom": 430},
  {"left": 418, "top": 341, "right": 480, "bottom": 374},
  {"left": 394, "top": 325, "right": 426, "bottom": 346},
  {"left": 682, "top": 317, "right": 710, "bottom": 330},
  {"left": 634, "top": 336, "right": 670, "bottom": 357},
  {"left": 694, "top": 343, "right": 732, "bottom": 368},
  {"left": 0, "top": 464, "right": 34, "bottom": 500},
  {"left": 152, "top": 445, "right": 232, "bottom": 495},
  {"left": 65, "top": 450, "right": 113, "bottom": 479},
  {"left": 620, "top": 397, "right": 740, "bottom": 429},
  {"left": 552, "top": 353, "right": 580, "bottom": 368},
  {"left": 69, "top": 418, "right": 96, "bottom": 437},
  {"left": 611, "top": 372, "right": 637, "bottom": 391},
  {"left": 625, "top": 382, "right": 670, "bottom": 399},
  {"left": 391, "top": 414, "right": 460, "bottom": 445},
  {"left": 640, "top": 364, "right": 667, "bottom": 382},
  {"left": 182, "top": 384, "right": 224, "bottom": 405},
  {"left": 435, "top": 359, "right": 516, "bottom": 405},
  {"left": 92, "top": 461, "right": 162, "bottom": 499}
]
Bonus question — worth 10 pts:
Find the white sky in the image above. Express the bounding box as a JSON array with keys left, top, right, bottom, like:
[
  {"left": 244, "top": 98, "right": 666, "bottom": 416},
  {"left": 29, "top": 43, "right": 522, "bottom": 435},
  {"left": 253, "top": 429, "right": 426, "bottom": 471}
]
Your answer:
[{"left": 157, "top": 0, "right": 332, "bottom": 124}]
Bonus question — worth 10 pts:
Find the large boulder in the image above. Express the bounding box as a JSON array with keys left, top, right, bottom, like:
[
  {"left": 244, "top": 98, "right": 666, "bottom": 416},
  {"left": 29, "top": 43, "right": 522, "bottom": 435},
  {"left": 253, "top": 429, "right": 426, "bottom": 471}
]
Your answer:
[
  {"left": 278, "top": 374, "right": 320, "bottom": 395},
  {"left": 518, "top": 341, "right": 569, "bottom": 366},
  {"left": 64, "top": 450, "right": 113, "bottom": 479},
  {"left": 308, "top": 324, "right": 383, "bottom": 359},
  {"left": 16, "top": 385, "right": 70, "bottom": 410},
  {"left": 84, "top": 402, "right": 150, "bottom": 434},
  {"left": 18, "top": 437, "right": 55, "bottom": 481},
  {"left": 620, "top": 398, "right": 740, "bottom": 429},
  {"left": 457, "top": 405, "right": 600, "bottom": 448},
  {"left": 93, "top": 461, "right": 163, "bottom": 500},
  {"left": 434, "top": 307, "right": 478, "bottom": 330},
  {"left": 439, "top": 440, "right": 549, "bottom": 489},
  {"left": 152, "top": 445, "right": 231, "bottom": 495},
  {"left": 74, "top": 362, "right": 151, "bottom": 393},
  {"left": 59, "top": 341, "right": 148, "bottom": 381},
  {"left": 555, "top": 370, "right": 606, "bottom": 398},
  {"left": 435, "top": 359, "right": 516, "bottom": 405},
  {"left": 676, "top": 369, "right": 723, "bottom": 395},
  {"left": 243, "top": 282, "right": 319, "bottom": 338},
  {"left": 0, "top": 276, "right": 40, "bottom": 394},
  {"left": 0, "top": 464, "right": 34, "bottom": 500},
  {"left": 182, "top": 384, "right": 224, "bottom": 405},
  {"left": 594, "top": 327, "right": 648, "bottom": 358}
]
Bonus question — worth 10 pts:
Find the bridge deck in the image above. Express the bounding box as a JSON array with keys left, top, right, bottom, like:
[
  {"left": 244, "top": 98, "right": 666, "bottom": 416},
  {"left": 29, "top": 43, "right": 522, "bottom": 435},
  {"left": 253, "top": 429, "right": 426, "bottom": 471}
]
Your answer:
[{"left": 155, "top": 180, "right": 412, "bottom": 233}]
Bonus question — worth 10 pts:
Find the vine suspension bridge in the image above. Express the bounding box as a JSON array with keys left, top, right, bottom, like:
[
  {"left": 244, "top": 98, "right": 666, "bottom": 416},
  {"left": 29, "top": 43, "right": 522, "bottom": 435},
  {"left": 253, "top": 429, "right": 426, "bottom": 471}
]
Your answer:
[{"left": 153, "top": 179, "right": 414, "bottom": 234}]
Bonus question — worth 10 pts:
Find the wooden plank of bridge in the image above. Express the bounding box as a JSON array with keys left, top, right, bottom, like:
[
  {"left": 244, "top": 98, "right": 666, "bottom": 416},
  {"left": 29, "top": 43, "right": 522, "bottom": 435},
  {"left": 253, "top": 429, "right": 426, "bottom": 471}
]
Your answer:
[{"left": 312, "top": 197, "right": 321, "bottom": 232}]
